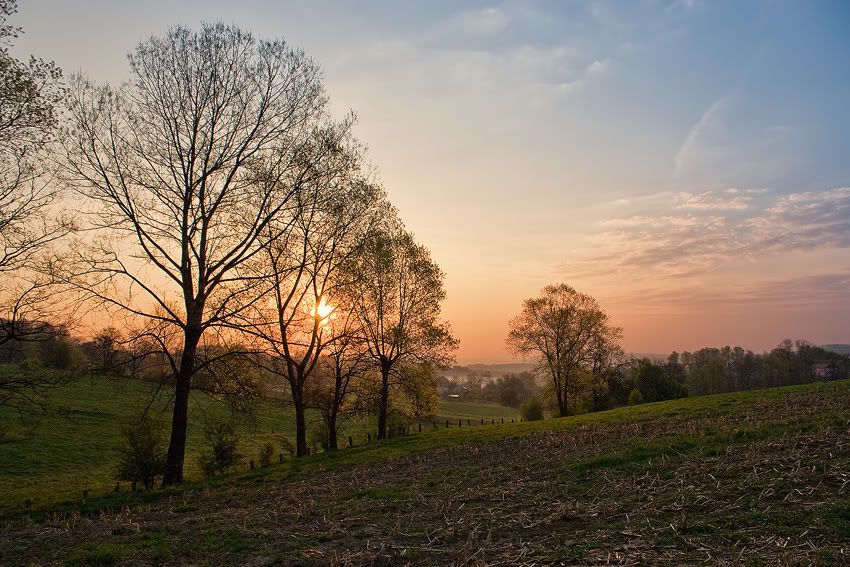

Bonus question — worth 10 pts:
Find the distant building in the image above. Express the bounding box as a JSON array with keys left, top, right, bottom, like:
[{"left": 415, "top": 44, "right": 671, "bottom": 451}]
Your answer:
[{"left": 815, "top": 367, "right": 835, "bottom": 379}]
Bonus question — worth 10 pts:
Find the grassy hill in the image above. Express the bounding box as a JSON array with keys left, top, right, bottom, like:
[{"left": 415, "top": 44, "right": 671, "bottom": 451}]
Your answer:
[
  {"left": 2, "top": 378, "right": 850, "bottom": 564},
  {"left": 0, "top": 372, "right": 517, "bottom": 513}
]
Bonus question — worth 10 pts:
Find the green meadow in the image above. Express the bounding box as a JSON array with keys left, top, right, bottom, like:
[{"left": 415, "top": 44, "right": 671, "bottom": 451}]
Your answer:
[{"left": 0, "top": 371, "right": 517, "bottom": 512}]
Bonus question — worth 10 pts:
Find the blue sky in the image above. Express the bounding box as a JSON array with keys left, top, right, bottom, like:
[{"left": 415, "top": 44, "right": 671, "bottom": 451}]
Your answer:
[{"left": 14, "top": 0, "right": 850, "bottom": 361}]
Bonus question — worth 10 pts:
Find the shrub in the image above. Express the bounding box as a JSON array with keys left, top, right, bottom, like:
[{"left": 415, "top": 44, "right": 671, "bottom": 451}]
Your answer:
[
  {"left": 116, "top": 412, "right": 167, "bottom": 490},
  {"left": 308, "top": 421, "right": 330, "bottom": 451},
  {"left": 279, "top": 436, "right": 295, "bottom": 459},
  {"left": 198, "top": 420, "right": 243, "bottom": 477},
  {"left": 258, "top": 442, "right": 275, "bottom": 467},
  {"left": 520, "top": 397, "right": 544, "bottom": 421},
  {"left": 628, "top": 388, "right": 644, "bottom": 405}
]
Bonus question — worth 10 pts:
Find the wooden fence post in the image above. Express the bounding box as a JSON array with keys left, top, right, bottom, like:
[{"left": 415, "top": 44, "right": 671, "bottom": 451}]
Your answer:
[
  {"left": 458, "top": 419, "right": 462, "bottom": 427},
  {"left": 446, "top": 419, "right": 449, "bottom": 428},
  {"left": 367, "top": 432, "right": 371, "bottom": 443},
  {"left": 348, "top": 436, "right": 353, "bottom": 448}
]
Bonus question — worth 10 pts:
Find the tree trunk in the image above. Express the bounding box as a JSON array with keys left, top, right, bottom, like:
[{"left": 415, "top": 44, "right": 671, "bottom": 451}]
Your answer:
[
  {"left": 557, "top": 387, "right": 568, "bottom": 418},
  {"left": 377, "top": 365, "right": 391, "bottom": 440},
  {"left": 162, "top": 327, "right": 201, "bottom": 486},
  {"left": 292, "top": 383, "right": 308, "bottom": 457},
  {"left": 327, "top": 413, "right": 338, "bottom": 451}
]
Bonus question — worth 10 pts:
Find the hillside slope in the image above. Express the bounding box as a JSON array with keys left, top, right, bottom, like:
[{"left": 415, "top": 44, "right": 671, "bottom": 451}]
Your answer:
[
  {"left": 0, "top": 374, "right": 518, "bottom": 512},
  {"left": 2, "top": 381, "right": 850, "bottom": 565}
]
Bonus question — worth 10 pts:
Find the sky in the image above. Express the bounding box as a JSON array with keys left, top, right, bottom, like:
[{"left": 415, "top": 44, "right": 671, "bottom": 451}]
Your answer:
[{"left": 12, "top": 0, "right": 850, "bottom": 363}]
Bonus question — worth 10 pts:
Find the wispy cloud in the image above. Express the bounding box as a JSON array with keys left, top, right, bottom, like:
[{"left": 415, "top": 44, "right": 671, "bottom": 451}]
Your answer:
[
  {"left": 674, "top": 94, "right": 731, "bottom": 175},
  {"left": 571, "top": 187, "right": 850, "bottom": 280}
]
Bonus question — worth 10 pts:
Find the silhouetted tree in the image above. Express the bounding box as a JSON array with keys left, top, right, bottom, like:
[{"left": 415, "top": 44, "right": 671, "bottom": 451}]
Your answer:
[{"left": 63, "top": 23, "right": 327, "bottom": 484}]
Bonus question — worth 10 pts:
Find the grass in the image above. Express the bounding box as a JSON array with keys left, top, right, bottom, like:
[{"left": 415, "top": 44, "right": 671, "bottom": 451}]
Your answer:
[
  {"left": 0, "top": 370, "right": 519, "bottom": 513},
  {"left": 436, "top": 399, "right": 519, "bottom": 421},
  {"left": 0, "top": 372, "right": 302, "bottom": 512},
  {"left": 3, "top": 377, "right": 850, "bottom": 564}
]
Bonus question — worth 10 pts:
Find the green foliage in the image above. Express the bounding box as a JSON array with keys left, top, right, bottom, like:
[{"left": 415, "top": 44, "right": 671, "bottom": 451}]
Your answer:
[
  {"left": 520, "top": 397, "right": 544, "bottom": 421},
  {"left": 279, "top": 436, "right": 296, "bottom": 459},
  {"left": 116, "top": 412, "right": 166, "bottom": 490},
  {"left": 198, "top": 420, "right": 243, "bottom": 478},
  {"left": 65, "top": 543, "right": 122, "bottom": 567},
  {"left": 308, "top": 421, "right": 330, "bottom": 451},
  {"left": 258, "top": 442, "right": 275, "bottom": 467},
  {"left": 496, "top": 372, "right": 538, "bottom": 408},
  {"left": 38, "top": 335, "right": 84, "bottom": 370},
  {"left": 628, "top": 388, "right": 643, "bottom": 405},
  {"left": 630, "top": 359, "right": 685, "bottom": 402}
]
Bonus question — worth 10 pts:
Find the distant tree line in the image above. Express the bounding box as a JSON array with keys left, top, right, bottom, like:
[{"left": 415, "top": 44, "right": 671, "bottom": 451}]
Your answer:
[{"left": 504, "top": 284, "right": 850, "bottom": 416}]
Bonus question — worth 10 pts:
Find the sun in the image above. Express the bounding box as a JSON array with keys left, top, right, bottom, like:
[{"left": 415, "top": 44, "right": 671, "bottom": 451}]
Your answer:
[{"left": 313, "top": 296, "right": 335, "bottom": 324}]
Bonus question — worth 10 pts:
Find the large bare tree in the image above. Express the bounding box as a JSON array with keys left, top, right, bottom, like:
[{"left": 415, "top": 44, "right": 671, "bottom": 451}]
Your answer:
[
  {"left": 346, "top": 223, "right": 457, "bottom": 440},
  {"left": 62, "top": 23, "right": 328, "bottom": 484},
  {"left": 506, "top": 283, "right": 622, "bottom": 417}
]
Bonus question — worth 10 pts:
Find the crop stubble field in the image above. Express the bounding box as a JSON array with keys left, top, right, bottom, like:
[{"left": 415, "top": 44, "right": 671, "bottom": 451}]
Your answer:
[{"left": 2, "top": 381, "right": 849, "bottom": 565}]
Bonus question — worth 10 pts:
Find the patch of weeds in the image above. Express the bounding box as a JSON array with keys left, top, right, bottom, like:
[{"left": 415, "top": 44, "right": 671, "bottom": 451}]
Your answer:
[
  {"left": 65, "top": 543, "right": 123, "bottom": 567},
  {"left": 201, "top": 529, "right": 258, "bottom": 554},
  {"left": 135, "top": 529, "right": 171, "bottom": 561},
  {"left": 817, "top": 549, "right": 840, "bottom": 567},
  {"left": 823, "top": 502, "right": 850, "bottom": 537},
  {"left": 553, "top": 543, "right": 591, "bottom": 562}
]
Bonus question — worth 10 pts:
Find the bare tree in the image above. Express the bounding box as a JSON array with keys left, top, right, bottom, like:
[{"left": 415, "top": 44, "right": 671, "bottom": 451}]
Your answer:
[
  {"left": 346, "top": 223, "right": 457, "bottom": 440},
  {"left": 62, "top": 23, "right": 327, "bottom": 484},
  {"left": 0, "top": 0, "right": 71, "bottom": 350},
  {"left": 506, "top": 284, "right": 622, "bottom": 417},
  {"left": 307, "top": 305, "right": 371, "bottom": 451},
  {"left": 245, "top": 130, "right": 382, "bottom": 457}
]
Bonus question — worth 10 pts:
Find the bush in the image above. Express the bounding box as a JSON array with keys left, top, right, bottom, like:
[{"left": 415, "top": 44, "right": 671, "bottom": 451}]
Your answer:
[
  {"left": 198, "top": 420, "right": 243, "bottom": 478},
  {"left": 258, "top": 442, "right": 275, "bottom": 467},
  {"left": 116, "top": 412, "right": 167, "bottom": 490},
  {"left": 628, "top": 388, "right": 643, "bottom": 405},
  {"left": 520, "top": 397, "right": 544, "bottom": 421},
  {"left": 279, "top": 436, "right": 295, "bottom": 459},
  {"left": 308, "top": 421, "right": 330, "bottom": 451}
]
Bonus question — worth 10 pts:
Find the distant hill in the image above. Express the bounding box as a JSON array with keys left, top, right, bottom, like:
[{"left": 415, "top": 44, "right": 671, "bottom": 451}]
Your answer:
[
  {"left": 823, "top": 344, "right": 850, "bottom": 356},
  {"left": 447, "top": 363, "right": 534, "bottom": 378},
  {"left": 466, "top": 363, "right": 534, "bottom": 374}
]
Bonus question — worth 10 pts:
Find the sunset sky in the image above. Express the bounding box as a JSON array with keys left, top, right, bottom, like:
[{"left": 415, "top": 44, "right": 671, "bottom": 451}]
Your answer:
[{"left": 14, "top": 0, "right": 850, "bottom": 363}]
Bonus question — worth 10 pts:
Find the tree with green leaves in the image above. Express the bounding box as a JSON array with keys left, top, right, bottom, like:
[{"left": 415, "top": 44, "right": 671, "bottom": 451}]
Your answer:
[
  {"left": 507, "top": 283, "right": 622, "bottom": 417},
  {"left": 346, "top": 222, "right": 457, "bottom": 440}
]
